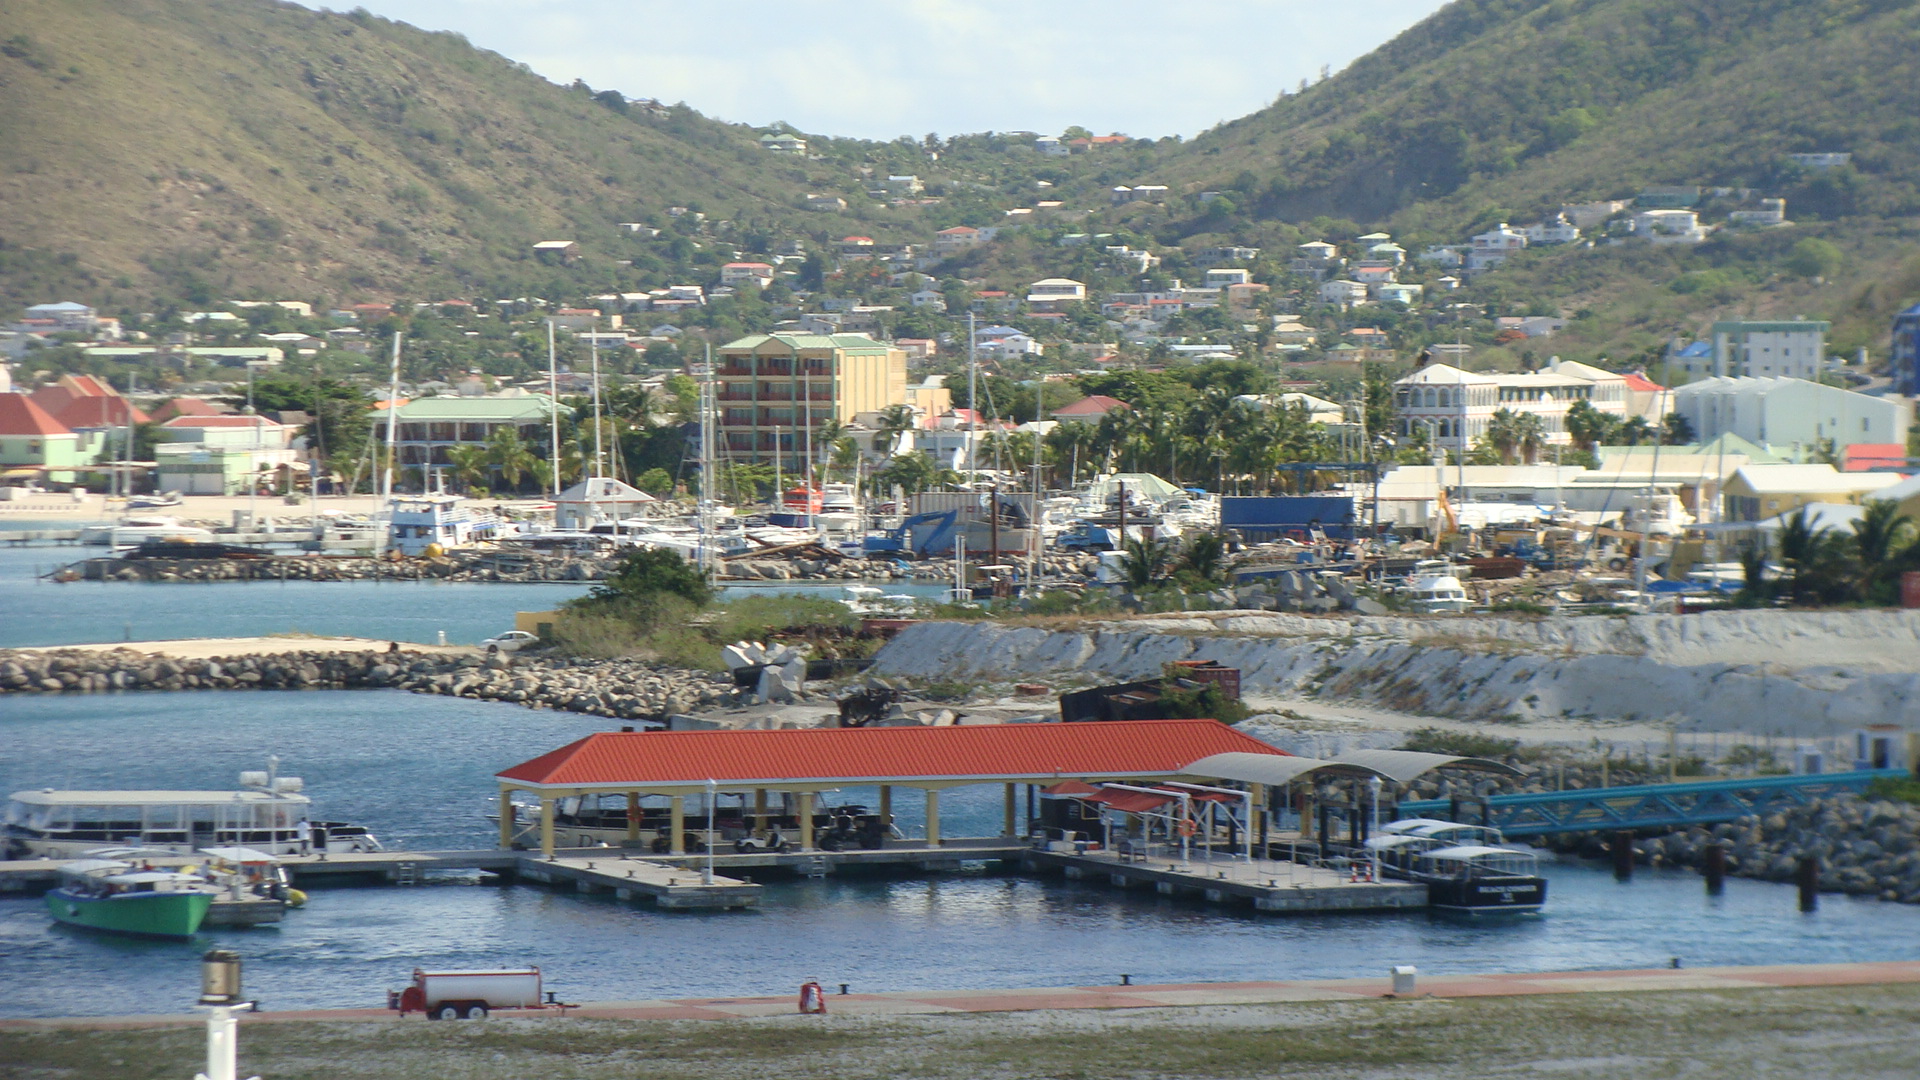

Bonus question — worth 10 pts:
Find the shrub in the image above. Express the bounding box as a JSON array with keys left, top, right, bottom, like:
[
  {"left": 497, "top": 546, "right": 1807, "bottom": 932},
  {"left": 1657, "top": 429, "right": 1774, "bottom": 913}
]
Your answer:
[{"left": 1400, "top": 726, "right": 1520, "bottom": 759}]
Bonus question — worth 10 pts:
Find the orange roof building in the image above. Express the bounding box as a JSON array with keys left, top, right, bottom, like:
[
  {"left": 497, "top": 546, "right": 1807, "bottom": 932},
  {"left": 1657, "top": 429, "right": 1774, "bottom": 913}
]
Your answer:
[{"left": 495, "top": 719, "right": 1287, "bottom": 853}]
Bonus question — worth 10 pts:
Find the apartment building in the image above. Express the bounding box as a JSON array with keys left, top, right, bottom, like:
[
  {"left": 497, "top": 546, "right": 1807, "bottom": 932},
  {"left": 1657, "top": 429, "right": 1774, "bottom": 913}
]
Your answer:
[{"left": 714, "top": 334, "right": 907, "bottom": 470}]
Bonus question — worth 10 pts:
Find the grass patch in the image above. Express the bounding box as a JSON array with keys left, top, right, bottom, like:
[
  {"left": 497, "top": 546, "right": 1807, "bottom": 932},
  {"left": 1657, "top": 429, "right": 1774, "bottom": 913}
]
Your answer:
[
  {"left": 1401, "top": 726, "right": 1521, "bottom": 760},
  {"left": 11, "top": 983, "right": 1920, "bottom": 1079}
]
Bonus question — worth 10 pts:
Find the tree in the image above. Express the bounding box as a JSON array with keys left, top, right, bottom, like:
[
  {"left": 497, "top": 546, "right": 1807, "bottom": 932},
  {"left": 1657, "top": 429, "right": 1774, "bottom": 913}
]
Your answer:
[
  {"left": 874, "top": 405, "right": 917, "bottom": 457},
  {"left": 634, "top": 467, "right": 674, "bottom": 497},
  {"left": 444, "top": 444, "right": 490, "bottom": 494},
  {"left": 1175, "top": 532, "right": 1227, "bottom": 585},
  {"left": 1119, "top": 535, "right": 1174, "bottom": 590},
  {"left": 486, "top": 426, "right": 539, "bottom": 494},
  {"left": 872, "top": 452, "right": 955, "bottom": 495},
  {"left": 573, "top": 547, "right": 712, "bottom": 614},
  {"left": 1784, "top": 238, "right": 1843, "bottom": 280},
  {"left": 1617, "top": 415, "right": 1653, "bottom": 446},
  {"left": 1849, "top": 498, "right": 1915, "bottom": 603},
  {"left": 1660, "top": 411, "right": 1696, "bottom": 446},
  {"left": 1565, "top": 400, "right": 1618, "bottom": 454},
  {"left": 1484, "top": 408, "right": 1543, "bottom": 464}
]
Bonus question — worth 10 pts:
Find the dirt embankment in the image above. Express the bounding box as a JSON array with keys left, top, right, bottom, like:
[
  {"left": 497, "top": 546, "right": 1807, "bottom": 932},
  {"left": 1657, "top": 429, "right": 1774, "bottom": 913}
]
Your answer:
[{"left": 869, "top": 609, "right": 1920, "bottom": 738}]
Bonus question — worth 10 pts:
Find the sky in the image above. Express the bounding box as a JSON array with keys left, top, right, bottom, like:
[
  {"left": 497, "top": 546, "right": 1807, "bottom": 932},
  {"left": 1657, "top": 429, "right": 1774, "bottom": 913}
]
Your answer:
[{"left": 308, "top": 1, "right": 1451, "bottom": 141}]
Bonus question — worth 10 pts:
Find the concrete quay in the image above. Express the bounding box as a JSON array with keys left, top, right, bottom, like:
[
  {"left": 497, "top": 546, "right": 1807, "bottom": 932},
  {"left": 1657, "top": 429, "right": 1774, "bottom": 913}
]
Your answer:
[
  {"left": 1024, "top": 848, "right": 1426, "bottom": 912},
  {"left": 11, "top": 961, "right": 1920, "bottom": 1030}
]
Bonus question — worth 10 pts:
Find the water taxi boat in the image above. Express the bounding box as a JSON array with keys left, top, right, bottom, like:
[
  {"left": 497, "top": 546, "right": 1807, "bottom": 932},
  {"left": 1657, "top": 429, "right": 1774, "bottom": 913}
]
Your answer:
[
  {"left": 3, "top": 766, "right": 382, "bottom": 860},
  {"left": 1367, "top": 819, "right": 1547, "bottom": 913},
  {"left": 46, "top": 858, "right": 212, "bottom": 939}
]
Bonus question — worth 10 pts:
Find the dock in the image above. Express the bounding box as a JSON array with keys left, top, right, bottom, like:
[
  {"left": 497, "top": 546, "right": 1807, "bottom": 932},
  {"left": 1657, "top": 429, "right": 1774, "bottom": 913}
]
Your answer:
[{"left": 1024, "top": 847, "right": 1426, "bottom": 913}]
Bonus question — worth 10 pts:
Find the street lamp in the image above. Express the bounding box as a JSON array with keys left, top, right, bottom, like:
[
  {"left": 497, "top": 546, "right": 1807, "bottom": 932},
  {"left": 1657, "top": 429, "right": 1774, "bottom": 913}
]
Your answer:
[{"left": 195, "top": 949, "right": 260, "bottom": 1080}]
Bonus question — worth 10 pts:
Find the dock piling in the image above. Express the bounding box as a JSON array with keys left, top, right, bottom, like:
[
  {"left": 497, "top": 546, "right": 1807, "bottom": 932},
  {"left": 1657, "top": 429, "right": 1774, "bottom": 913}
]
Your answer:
[
  {"left": 1703, "top": 842, "right": 1726, "bottom": 895},
  {"left": 1611, "top": 831, "right": 1634, "bottom": 881},
  {"left": 1797, "top": 857, "right": 1820, "bottom": 912}
]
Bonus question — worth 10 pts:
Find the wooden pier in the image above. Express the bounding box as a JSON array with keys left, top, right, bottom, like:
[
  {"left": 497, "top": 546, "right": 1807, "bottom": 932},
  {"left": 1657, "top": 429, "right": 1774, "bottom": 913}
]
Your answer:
[{"left": 1025, "top": 847, "right": 1427, "bottom": 913}]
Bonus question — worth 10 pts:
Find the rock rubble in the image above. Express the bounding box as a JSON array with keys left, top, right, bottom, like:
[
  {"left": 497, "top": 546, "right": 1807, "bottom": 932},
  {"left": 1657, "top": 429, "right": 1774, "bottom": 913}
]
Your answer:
[{"left": 0, "top": 647, "right": 747, "bottom": 723}]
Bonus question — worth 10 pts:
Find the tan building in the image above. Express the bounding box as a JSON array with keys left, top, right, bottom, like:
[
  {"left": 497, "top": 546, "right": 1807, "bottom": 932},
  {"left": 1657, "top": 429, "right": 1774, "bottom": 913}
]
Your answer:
[{"left": 715, "top": 334, "right": 907, "bottom": 469}]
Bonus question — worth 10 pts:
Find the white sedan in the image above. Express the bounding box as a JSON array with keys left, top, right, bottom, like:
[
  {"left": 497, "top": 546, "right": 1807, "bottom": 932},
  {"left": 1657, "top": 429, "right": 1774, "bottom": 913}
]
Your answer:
[{"left": 479, "top": 630, "right": 540, "bottom": 653}]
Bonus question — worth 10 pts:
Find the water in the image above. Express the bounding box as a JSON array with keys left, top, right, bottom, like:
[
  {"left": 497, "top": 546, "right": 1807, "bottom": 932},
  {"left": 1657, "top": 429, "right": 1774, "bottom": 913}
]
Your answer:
[
  {"left": 7, "top": 691, "right": 1920, "bottom": 1018},
  {"left": 0, "top": 543, "right": 943, "bottom": 648}
]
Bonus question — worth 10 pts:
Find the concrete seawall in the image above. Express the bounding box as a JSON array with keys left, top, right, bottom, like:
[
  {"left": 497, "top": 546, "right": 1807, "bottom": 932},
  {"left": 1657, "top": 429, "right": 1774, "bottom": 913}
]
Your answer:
[{"left": 869, "top": 610, "right": 1920, "bottom": 737}]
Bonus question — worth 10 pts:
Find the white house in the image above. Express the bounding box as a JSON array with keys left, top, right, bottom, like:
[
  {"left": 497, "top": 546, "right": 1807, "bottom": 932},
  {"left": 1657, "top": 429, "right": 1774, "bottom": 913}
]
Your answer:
[
  {"left": 1203, "top": 268, "right": 1252, "bottom": 288},
  {"left": 1393, "top": 359, "right": 1631, "bottom": 452},
  {"left": 1524, "top": 215, "right": 1581, "bottom": 244},
  {"left": 1319, "top": 280, "right": 1368, "bottom": 305},
  {"left": 720, "top": 262, "right": 775, "bottom": 290},
  {"left": 1467, "top": 224, "right": 1528, "bottom": 271},
  {"left": 1025, "top": 278, "right": 1087, "bottom": 312},
  {"left": 1673, "top": 320, "right": 1832, "bottom": 380},
  {"left": 977, "top": 332, "right": 1043, "bottom": 361},
  {"left": 1633, "top": 210, "right": 1709, "bottom": 244}
]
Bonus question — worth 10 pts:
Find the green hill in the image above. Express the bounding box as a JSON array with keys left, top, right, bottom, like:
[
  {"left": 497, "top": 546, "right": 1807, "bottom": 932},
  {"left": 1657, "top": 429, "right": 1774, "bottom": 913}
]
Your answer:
[{"left": 0, "top": 0, "right": 901, "bottom": 310}]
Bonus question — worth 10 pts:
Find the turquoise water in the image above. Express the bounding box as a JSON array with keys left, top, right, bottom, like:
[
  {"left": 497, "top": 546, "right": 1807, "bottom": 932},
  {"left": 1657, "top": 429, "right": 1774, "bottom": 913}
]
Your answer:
[
  {"left": 0, "top": 544, "right": 940, "bottom": 648},
  {"left": 7, "top": 690, "right": 1920, "bottom": 1018}
]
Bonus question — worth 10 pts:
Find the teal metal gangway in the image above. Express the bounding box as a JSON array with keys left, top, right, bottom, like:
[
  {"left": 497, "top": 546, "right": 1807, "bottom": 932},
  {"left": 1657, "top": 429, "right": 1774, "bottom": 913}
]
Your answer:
[{"left": 1396, "top": 768, "right": 1910, "bottom": 838}]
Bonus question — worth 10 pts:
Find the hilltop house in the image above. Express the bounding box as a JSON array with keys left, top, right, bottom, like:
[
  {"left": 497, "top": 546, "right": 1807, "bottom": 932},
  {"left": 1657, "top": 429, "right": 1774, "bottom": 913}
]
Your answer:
[{"left": 1025, "top": 278, "right": 1087, "bottom": 313}]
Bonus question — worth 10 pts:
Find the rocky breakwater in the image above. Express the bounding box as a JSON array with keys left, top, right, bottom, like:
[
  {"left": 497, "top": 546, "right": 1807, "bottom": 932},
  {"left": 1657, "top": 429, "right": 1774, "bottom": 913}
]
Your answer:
[
  {"left": 66, "top": 550, "right": 621, "bottom": 584},
  {"left": 0, "top": 647, "right": 741, "bottom": 723},
  {"left": 869, "top": 609, "right": 1920, "bottom": 736},
  {"left": 1550, "top": 796, "right": 1920, "bottom": 905}
]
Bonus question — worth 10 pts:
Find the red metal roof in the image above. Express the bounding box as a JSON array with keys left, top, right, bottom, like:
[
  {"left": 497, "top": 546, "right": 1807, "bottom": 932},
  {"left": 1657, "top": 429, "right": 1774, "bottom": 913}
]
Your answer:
[
  {"left": 1051, "top": 395, "right": 1129, "bottom": 416},
  {"left": 0, "top": 393, "right": 72, "bottom": 437},
  {"left": 497, "top": 719, "right": 1287, "bottom": 789},
  {"left": 1621, "top": 371, "right": 1666, "bottom": 392}
]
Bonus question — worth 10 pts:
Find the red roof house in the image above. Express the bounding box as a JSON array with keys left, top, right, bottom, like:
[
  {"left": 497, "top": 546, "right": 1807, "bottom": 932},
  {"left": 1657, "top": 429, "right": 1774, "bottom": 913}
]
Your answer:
[
  {"left": 0, "top": 392, "right": 72, "bottom": 437},
  {"left": 1050, "top": 395, "right": 1131, "bottom": 423}
]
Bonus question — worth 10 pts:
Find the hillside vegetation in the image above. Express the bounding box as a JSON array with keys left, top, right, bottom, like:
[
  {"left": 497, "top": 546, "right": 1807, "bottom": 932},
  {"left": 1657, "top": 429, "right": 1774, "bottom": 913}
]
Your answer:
[{"left": 0, "top": 0, "right": 888, "bottom": 308}]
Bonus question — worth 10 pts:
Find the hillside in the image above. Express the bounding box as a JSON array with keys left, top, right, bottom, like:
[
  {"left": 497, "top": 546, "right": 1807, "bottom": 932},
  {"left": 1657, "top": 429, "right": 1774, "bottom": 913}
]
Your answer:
[
  {"left": 0, "top": 0, "right": 895, "bottom": 309},
  {"left": 1121, "top": 0, "right": 1920, "bottom": 362}
]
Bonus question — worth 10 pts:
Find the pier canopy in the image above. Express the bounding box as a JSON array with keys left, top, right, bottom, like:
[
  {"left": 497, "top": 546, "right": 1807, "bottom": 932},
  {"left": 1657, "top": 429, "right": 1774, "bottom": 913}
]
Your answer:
[
  {"left": 498, "top": 719, "right": 1285, "bottom": 795},
  {"left": 1179, "top": 752, "right": 1388, "bottom": 788},
  {"left": 495, "top": 719, "right": 1291, "bottom": 856},
  {"left": 1330, "top": 750, "right": 1521, "bottom": 785}
]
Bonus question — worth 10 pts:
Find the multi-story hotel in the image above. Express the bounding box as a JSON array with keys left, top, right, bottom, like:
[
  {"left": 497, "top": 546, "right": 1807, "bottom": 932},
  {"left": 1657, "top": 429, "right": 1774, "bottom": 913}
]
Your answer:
[{"left": 714, "top": 334, "right": 907, "bottom": 470}]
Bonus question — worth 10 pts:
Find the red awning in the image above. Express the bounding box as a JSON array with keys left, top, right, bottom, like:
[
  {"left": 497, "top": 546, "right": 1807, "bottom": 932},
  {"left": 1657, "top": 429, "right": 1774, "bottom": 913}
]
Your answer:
[
  {"left": 1093, "top": 790, "right": 1177, "bottom": 814},
  {"left": 1041, "top": 780, "right": 1103, "bottom": 797}
]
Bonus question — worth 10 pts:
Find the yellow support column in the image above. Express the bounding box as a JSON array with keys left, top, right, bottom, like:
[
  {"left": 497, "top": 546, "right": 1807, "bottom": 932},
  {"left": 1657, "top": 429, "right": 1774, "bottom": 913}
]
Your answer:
[
  {"left": 1250, "top": 783, "right": 1267, "bottom": 850},
  {"left": 926, "top": 789, "right": 941, "bottom": 847},
  {"left": 669, "top": 795, "right": 685, "bottom": 855},
  {"left": 879, "top": 785, "right": 892, "bottom": 825},
  {"left": 1002, "top": 783, "right": 1016, "bottom": 837},
  {"left": 798, "top": 792, "right": 815, "bottom": 851},
  {"left": 498, "top": 788, "right": 516, "bottom": 850},
  {"left": 538, "top": 797, "right": 556, "bottom": 857}
]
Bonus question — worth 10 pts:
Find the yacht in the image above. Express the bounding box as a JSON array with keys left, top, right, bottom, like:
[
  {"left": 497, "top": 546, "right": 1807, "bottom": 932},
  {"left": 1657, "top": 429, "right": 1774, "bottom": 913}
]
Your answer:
[
  {"left": 1402, "top": 560, "right": 1473, "bottom": 613},
  {"left": 3, "top": 763, "right": 382, "bottom": 860},
  {"left": 80, "top": 515, "right": 217, "bottom": 548},
  {"left": 387, "top": 494, "right": 502, "bottom": 555}
]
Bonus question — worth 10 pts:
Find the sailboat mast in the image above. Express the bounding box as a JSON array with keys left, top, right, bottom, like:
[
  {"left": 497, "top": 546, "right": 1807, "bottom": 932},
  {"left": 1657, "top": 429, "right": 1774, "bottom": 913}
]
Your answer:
[
  {"left": 967, "top": 312, "right": 978, "bottom": 480},
  {"left": 382, "top": 331, "right": 401, "bottom": 501},
  {"left": 589, "top": 323, "right": 604, "bottom": 529},
  {"left": 547, "top": 320, "right": 561, "bottom": 498}
]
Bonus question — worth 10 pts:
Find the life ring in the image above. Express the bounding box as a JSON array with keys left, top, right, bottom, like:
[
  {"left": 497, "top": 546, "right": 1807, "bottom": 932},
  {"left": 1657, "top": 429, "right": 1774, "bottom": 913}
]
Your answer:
[{"left": 1177, "top": 817, "right": 1197, "bottom": 838}]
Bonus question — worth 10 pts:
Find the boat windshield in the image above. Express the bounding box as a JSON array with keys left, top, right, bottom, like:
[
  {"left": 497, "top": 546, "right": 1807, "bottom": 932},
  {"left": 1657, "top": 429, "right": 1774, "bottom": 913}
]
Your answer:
[{"left": 1421, "top": 845, "right": 1539, "bottom": 877}]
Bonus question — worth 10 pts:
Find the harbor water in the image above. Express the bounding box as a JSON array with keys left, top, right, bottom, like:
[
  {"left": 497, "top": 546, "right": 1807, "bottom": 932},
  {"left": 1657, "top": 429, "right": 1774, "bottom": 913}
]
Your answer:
[
  {"left": 8, "top": 690, "right": 1920, "bottom": 1018},
  {"left": 0, "top": 542, "right": 942, "bottom": 648}
]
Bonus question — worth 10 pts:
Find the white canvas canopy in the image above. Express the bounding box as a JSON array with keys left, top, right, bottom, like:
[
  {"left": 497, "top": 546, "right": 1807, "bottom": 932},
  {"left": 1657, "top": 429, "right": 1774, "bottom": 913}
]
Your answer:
[{"left": 1087, "top": 473, "right": 1182, "bottom": 504}]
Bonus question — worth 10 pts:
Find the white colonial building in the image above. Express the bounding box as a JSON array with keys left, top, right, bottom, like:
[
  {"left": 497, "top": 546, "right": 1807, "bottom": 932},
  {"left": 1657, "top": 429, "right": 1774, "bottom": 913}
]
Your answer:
[{"left": 1393, "top": 359, "right": 1635, "bottom": 452}]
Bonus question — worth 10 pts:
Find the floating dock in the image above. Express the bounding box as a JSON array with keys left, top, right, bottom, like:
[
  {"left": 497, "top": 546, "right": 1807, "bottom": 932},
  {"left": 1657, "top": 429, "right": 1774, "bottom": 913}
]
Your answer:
[{"left": 1025, "top": 847, "right": 1426, "bottom": 913}]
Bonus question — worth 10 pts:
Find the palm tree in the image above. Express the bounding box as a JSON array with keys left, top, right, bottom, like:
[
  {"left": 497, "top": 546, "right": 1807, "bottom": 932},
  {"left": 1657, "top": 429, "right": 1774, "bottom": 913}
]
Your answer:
[
  {"left": 874, "top": 405, "right": 916, "bottom": 457},
  {"left": 1617, "top": 415, "right": 1653, "bottom": 447},
  {"left": 1660, "top": 411, "right": 1696, "bottom": 446},
  {"left": 444, "top": 444, "right": 490, "bottom": 494},
  {"left": 1565, "top": 400, "right": 1618, "bottom": 455},
  {"left": 486, "top": 427, "right": 539, "bottom": 494},
  {"left": 1485, "top": 408, "right": 1524, "bottom": 465},
  {"left": 1850, "top": 498, "right": 1915, "bottom": 602},
  {"left": 1512, "top": 411, "right": 1547, "bottom": 464},
  {"left": 1177, "top": 532, "right": 1227, "bottom": 584},
  {"left": 1119, "top": 535, "right": 1174, "bottom": 590}
]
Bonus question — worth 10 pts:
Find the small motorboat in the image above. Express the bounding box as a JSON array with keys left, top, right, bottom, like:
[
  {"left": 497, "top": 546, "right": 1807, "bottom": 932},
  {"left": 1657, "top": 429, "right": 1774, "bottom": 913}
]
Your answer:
[{"left": 46, "top": 858, "right": 212, "bottom": 939}]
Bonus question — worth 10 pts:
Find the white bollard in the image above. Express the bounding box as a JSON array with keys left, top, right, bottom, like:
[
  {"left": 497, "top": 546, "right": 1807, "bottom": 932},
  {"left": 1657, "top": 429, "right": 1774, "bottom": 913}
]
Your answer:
[{"left": 1391, "top": 965, "right": 1417, "bottom": 996}]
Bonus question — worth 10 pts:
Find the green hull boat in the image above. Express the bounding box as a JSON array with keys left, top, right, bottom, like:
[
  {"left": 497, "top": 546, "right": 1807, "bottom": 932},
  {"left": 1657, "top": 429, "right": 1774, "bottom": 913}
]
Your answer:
[{"left": 46, "top": 860, "right": 214, "bottom": 939}]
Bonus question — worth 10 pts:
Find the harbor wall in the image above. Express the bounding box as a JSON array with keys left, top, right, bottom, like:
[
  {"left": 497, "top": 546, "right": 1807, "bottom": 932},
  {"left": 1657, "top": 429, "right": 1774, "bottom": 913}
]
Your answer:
[{"left": 869, "top": 610, "right": 1920, "bottom": 737}]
